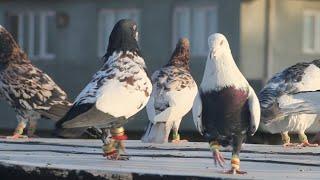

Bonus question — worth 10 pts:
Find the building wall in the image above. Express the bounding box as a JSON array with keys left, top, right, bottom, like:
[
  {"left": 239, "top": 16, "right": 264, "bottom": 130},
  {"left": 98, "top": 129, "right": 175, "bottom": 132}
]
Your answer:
[
  {"left": 0, "top": 0, "right": 241, "bottom": 131},
  {"left": 240, "top": 0, "right": 266, "bottom": 81},
  {"left": 241, "top": 0, "right": 320, "bottom": 82},
  {"left": 272, "top": 0, "right": 320, "bottom": 73}
]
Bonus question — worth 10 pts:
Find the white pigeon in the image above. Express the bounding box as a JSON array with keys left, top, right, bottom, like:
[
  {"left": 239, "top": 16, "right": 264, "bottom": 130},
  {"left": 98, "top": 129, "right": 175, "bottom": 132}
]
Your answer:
[
  {"left": 141, "top": 38, "right": 197, "bottom": 143},
  {"left": 259, "top": 60, "right": 320, "bottom": 147},
  {"left": 55, "top": 19, "right": 152, "bottom": 160},
  {"left": 192, "top": 33, "right": 260, "bottom": 174}
]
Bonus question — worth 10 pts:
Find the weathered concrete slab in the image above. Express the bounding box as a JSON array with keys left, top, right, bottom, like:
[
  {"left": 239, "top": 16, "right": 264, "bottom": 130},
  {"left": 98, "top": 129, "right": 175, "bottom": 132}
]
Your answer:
[{"left": 0, "top": 138, "right": 319, "bottom": 179}]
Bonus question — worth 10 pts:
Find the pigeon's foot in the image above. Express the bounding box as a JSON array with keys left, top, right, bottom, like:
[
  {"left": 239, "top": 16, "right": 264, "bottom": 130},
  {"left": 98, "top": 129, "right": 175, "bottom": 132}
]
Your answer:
[
  {"left": 171, "top": 132, "right": 188, "bottom": 143},
  {"left": 298, "top": 141, "right": 318, "bottom": 147},
  {"left": 283, "top": 142, "right": 298, "bottom": 148},
  {"left": 224, "top": 168, "right": 247, "bottom": 175},
  {"left": 6, "top": 134, "right": 28, "bottom": 139},
  {"left": 212, "top": 150, "right": 225, "bottom": 168},
  {"left": 104, "top": 150, "right": 129, "bottom": 161},
  {"left": 171, "top": 139, "right": 188, "bottom": 143}
]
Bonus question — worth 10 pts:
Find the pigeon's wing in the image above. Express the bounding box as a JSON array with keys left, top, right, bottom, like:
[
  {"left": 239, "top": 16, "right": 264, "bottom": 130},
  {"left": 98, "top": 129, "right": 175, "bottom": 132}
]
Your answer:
[
  {"left": 148, "top": 70, "right": 173, "bottom": 123},
  {"left": 149, "top": 68, "right": 197, "bottom": 124},
  {"left": 277, "top": 90, "right": 320, "bottom": 116},
  {"left": 57, "top": 70, "right": 117, "bottom": 128},
  {"left": 247, "top": 86, "right": 260, "bottom": 135},
  {"left": 2, "top": 63, "right": 70, "bottom": 120},
  {"left": 192, "top": 92, "right": 203, "bottom": 134},
  {"left": 259, "top": 61, "right": 320, "bottom": 123}
]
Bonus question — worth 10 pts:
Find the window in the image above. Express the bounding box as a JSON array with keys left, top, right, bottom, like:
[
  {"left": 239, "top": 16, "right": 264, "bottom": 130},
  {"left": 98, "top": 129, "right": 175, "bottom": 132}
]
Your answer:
[
  {"left": 98, "top": 9, "right": 140, "bottom": 57},
  {"left": 303, "top": 11, "right": 320, "bottom": 54},
  {"left": 173, "top": 6, "right": 218, "bottom": 56},
  {"left": 6, "top": 11, "right": 56, "bottom": 60}
]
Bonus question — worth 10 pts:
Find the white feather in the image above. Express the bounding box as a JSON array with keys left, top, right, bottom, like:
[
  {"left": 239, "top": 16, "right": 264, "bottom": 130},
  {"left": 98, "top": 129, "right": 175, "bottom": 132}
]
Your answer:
[
  {"left": 264, "top": 63, "right": 320, "bottom": 134},
  {"left": 200, "top": 34, "right": 249, "bottom": 92},
  {"left": 143, "top": 63, "right": 197, "bottom": 143},
  {"left": 192, "top": 92, "right": 203, "bottom": 134},
  {"left": 73, "top": 51, "right": 152, "bottom": 119},
  {"left": 278, "top": 91, "right": 320, "bottom": 116},
  {"left": 193, "top": 33, "right": 260, "bottom": 136},
  {"left": 248, "top": 86, "right": 260, "bottom": 135}
]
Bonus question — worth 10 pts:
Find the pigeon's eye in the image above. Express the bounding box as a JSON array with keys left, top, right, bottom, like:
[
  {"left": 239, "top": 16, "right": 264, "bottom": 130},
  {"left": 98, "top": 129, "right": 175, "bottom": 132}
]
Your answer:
[{"left": 220, "top": 41, "right": 224, "bottom": 46}]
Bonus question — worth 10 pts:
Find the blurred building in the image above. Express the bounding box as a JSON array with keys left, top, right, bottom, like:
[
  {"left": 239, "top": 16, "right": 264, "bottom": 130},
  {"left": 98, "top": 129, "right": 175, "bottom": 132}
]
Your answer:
[{"left": 0, "top": 0, "right": 319, "bottom": 132}]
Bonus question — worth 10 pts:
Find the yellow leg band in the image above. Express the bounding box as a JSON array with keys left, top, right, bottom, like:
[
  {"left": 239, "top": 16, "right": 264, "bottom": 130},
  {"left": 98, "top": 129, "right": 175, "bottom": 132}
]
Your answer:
[
  {"left": 111, "top": 127, "right": 125, "bottom": 137},
  {"left": 209, "top": 141, "right": 220, "bottom": 152},
  {"left": 231, "top": 155, "right": 240, "bottom": 170},
  {"left": 14, "top": 123, "right": 25, "bottom": 135},
  {"left": 102, "top": 139, "right": 116, "bottom": 156}
]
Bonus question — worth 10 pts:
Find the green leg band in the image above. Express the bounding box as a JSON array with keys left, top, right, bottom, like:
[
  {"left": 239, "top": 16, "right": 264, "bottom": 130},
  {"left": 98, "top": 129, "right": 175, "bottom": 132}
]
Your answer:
[
  {"left": 299, "top": 133, "right": 308, "bottom": 143},
  {"left": 172, "top": 131, "right": 180, "bottom": 141}
]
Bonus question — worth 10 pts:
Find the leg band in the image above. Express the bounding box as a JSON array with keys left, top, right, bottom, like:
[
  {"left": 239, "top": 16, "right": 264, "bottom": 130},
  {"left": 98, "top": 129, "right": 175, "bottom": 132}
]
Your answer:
[
  {"left": 111, "top": 127, "right": 128, "bottom": 140},
  {"left": 209, "top": 141, "right": 220, "bottom": 152},
  {"left": 299, "top": 133, "right": 308, "bottom": 143},
  {"left": 231, "top": 155, "right": 240, "bottom": 170},
  {"left": 102, "top": 139, "right": 116, "bottom": 157},
  {"left": 172, "top": 131, "right": 180, "bottom": 141}
]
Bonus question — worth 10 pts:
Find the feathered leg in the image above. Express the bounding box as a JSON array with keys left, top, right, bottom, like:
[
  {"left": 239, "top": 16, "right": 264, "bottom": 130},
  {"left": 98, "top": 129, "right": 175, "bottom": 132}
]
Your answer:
[
  {"left": 297, "top": 131, "right": 318, "bottom": 147},
  {"left": 7, "top": 116, "right": 28, "bottom": 139},
  {"left": 281, "top": 131, "right": 295, "bottom": 147},
  {"left": 171, "top": 119, "right": 188, "bottom": 143},
  {"left": 225, "top": 135, "right": 246, "bottom": 174},
  {"left": 102, "top": 127, "right": 128, "bottom": 160},
  {"left": 209, "top": 140, "right": 225, "bottom": 168}
]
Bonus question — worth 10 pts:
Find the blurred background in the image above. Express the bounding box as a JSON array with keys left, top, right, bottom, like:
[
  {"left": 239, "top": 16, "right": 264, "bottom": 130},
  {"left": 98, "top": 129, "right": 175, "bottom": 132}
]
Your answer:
[{"left": 0, "top": 0, "right": 320, "bottom": 143}]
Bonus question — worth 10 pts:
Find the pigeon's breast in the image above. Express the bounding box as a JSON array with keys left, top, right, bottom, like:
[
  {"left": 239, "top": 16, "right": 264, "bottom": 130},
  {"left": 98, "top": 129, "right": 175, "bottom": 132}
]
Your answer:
[{"left": 200, "top": 86, "right": 250, "bottom": 137}]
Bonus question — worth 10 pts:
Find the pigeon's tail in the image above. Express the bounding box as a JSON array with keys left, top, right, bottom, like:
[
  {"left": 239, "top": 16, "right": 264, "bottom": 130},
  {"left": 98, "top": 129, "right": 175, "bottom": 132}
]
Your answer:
[
  {"left": 141, "top": 121, "right": 172, "bottom": 143},
  {"left": 54, "top": 126, "right": 87, "bottom": 138},
  {"left": 40, "top": 102, "right": 72, "bottom": 122},
  {"left": 53, "top": 113, "right": 87, "bottom": 138}
]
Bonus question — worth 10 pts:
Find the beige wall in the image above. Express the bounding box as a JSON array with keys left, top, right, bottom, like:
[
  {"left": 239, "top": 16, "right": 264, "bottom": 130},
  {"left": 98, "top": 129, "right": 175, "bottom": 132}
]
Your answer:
[
  {"left": 241, "top": 0, "right": 320, "bottom": 83},
  {"left": 241, "top": 0, "right": 266, "bottom": 80}
]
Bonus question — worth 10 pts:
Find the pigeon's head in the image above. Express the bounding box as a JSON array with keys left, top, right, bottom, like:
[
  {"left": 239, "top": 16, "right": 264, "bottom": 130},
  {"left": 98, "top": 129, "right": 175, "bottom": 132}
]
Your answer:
[
  {"left": 208, "top": 33, "right": 231, "bottom": 59},
  {"left": 0, "top": 25, "right": 25, "bottom": 65},
  {"left": 168, "top": 38, "right": 190, "bottom": 69},
  {"left": 104, "top": 19, "right": 141, "bottom": 61}
]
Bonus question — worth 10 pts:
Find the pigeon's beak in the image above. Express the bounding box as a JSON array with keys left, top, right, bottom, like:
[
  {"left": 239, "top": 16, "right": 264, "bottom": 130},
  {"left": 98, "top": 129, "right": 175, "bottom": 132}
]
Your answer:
[
  {"left": 210, "top": 48, "right": 218, "bottom": 59},
  {"left": 135, "top": 32, "right": 139, "bottom": 42}
]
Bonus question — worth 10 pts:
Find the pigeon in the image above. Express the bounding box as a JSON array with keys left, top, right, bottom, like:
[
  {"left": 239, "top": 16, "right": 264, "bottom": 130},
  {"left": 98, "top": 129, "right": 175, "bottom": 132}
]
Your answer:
[
  {"left": 55, "top": 19, "right": 152, "bottom": 160},
  {"left": 259, "top": 60, "right": 320, "bottom": 147},
  {"left": 192, "top": 33, "right": 260, "bottom": 174},
  {"left": 0, "top": 25, "right": 72, "bottom": 139},
  {"left": 141, "top": 38, "right": 197, "bottom": 143}
]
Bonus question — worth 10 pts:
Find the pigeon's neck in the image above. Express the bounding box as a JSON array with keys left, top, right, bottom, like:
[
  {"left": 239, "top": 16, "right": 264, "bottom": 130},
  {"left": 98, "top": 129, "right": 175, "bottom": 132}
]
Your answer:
[
  {"left": 166, "top": 48, "right": 190, "bottom": 71},
  {"left": 200, "top": 52, "right": 248, "bottom": 92},
  {"left": 0, "top": 48, "right": 30, "bottom": 67}
]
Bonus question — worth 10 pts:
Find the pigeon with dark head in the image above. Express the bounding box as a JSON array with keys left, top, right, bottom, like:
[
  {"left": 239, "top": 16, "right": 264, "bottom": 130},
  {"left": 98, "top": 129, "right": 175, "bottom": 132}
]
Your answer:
[
  {"left": 0, "top": 25, "right": 72, "bottom": 139},
  {"left": 55, "top": 19, "right": 152, "bottom": 160},
  {"left": 192, "top": 33, "right": 260, "bottom": 174},
  {"left": 259, "top": 60, "right": 320, "bottom": 147},
  {"left": 141, "top": 38, "right": 197, "bottom": 143}
]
